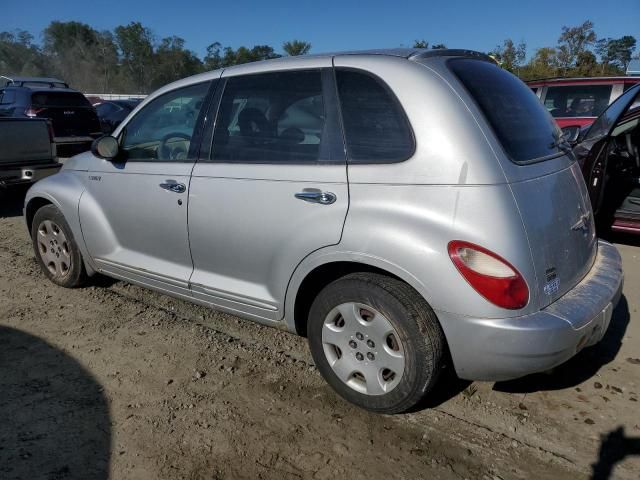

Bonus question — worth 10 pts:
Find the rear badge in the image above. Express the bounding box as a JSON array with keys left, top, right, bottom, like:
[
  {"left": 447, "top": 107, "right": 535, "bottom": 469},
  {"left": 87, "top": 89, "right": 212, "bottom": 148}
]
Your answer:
[{"left": 544, "top": 267, "right": 559, "bottom": 296}]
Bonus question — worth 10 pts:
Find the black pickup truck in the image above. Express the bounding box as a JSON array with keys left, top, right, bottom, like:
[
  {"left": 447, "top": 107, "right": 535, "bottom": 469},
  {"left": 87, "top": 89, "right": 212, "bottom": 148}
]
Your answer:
[{"left": 0, "top": 117, "right": 60, "bottom": 187}]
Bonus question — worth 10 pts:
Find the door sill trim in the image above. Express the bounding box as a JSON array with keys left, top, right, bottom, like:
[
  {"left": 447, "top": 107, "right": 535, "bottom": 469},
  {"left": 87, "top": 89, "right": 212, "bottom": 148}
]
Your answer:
[
  {"left": 94, "top": 258, "right": 189, "bottom": 289},
  {"left": 190, "top": 282, "right": 278, "bottom": 312}
]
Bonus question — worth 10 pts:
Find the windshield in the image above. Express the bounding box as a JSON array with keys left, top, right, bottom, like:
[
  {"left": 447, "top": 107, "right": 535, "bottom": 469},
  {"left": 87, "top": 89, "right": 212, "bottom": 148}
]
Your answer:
[
  {"left": 583, "top": 84, "right": 640, "bottom": 144},
  {"left": 449, "top": 58, "right": 564, "bottom": 164}
]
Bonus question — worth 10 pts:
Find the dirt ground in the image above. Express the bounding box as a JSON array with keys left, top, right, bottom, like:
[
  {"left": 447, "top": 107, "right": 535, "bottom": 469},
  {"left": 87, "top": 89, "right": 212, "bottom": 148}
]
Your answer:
[{"left": 1, "top": 186, "right": 639, "bottom": 480}]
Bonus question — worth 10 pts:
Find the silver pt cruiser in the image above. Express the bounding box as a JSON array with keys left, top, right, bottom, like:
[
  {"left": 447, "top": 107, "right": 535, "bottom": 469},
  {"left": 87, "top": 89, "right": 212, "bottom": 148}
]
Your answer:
[{"left": 25, "top": 49, "right": 623, "bottom": 413}]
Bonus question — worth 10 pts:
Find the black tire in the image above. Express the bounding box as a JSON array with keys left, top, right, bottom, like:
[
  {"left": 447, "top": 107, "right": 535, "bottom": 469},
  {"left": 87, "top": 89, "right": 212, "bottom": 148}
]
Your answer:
[
  {"left": 308, "top": 272, "right": 445, "bottom": 414},
  {"left": 31, "top": 204, "right": 88, "bottom": 288}
]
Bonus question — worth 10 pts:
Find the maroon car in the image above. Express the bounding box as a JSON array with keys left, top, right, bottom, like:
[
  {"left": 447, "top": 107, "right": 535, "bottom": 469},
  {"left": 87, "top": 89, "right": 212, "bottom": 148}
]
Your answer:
[
  {"left": 573, "top": 83, "right": 640, "bottom": 235},
  {"left": 528, "top": 76, "right": 640, "bottom": 128}
]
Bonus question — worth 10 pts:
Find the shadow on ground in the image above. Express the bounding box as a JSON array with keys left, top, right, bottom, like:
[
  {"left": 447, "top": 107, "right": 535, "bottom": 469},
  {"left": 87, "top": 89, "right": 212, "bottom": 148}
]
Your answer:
[
  {"left": 592, "top": 426, "right": 640, "bottom": 480},
  {"left": 493, "top": 295, "right": 630, "bottom": 394},
  {"left": 0, "top": 326, "right": 111, "bottom": 479},
  {"left": 0, "top": 185, "right": 29, "bottom": 219}
]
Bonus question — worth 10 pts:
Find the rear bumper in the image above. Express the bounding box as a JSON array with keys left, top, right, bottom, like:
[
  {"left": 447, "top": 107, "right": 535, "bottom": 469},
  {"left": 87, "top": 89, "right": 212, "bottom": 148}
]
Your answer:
[
  {"left": 0, "top": 163, "right": 62, "bottom": 186},
  {"left": 438, "top": 240, "right": 623, "bottom": 381}
]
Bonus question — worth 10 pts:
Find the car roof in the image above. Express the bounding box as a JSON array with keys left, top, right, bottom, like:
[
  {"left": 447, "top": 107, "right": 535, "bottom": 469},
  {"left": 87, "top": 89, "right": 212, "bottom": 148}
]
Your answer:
[
  {"left": 263, "top": 47, "right": 492, "bottom": 62},
  {"left": 213, "top": 48, "right": 493, "bottom": 76}
]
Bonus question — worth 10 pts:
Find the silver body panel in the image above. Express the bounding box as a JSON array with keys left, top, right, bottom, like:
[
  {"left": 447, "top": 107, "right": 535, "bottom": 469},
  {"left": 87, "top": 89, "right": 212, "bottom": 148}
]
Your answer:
[
  {"left": 25, "top": 50, "right": 624, "bottom": 381},
  {"left": 78, "top": 160, "right": 194, "bottom": 291}
]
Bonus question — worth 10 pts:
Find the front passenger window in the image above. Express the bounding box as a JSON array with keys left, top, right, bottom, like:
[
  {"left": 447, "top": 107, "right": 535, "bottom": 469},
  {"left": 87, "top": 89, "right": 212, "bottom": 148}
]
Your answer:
[{"left": 121, "top": 82, "right": 210, "bottom": 161}]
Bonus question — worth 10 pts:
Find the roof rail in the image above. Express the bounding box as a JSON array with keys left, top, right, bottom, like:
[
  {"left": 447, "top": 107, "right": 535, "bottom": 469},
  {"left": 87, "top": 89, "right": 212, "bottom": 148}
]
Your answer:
[
  {"left": 409, "top": 49, "right": 495, "bottom": 63},
  {"left": 1, "top": 76, "right": 69, "bottom": 89}
]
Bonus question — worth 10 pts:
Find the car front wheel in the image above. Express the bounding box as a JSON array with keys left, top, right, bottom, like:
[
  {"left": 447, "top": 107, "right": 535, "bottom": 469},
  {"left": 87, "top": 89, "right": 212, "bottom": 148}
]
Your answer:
[{"left": 31, "top": 204, "right": 88, "bottom": 288}]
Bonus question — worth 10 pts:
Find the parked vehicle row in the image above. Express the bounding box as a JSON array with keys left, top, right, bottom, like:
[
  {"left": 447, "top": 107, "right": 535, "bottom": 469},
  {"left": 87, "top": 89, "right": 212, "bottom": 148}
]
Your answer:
[
  {"left": 24, "top": 49, "right": 623, "bottom": 413},
  {"left": 0, "top": 76, "right": 102, "bottom": 158},
  {"left": 0, "top": 117, "right": 60, "bottom": 186}
]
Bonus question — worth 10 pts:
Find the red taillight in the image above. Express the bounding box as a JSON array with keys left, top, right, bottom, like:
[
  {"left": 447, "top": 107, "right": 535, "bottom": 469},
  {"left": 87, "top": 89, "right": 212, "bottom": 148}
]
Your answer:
[
  {"left": 25, "top": 106, "right": 46, "bottom": 118},
  {"left": 448, "top": 241, "right": 529, "bottom": 310}
]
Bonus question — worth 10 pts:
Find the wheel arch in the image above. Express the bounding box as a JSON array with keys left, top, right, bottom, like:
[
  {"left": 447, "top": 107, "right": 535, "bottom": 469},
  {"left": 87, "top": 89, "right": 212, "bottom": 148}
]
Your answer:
[
  {"left": 24, "top": 173, "right": 96, "bottom": 276},
  {"left": 285, "top": 252, "right": 436, "bottom": 337},
  {"left": 25, "top": 196, "right": 56, "bottom": 236}
]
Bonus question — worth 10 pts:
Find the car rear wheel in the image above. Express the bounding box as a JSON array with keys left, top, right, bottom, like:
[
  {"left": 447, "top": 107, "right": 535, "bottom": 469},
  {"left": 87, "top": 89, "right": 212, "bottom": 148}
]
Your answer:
[
  {"left": 31, "top": 204, "right": 88, "bottom": 288},
  {"left": 307, "top": 272, "right": 445, "bottom": 414}
]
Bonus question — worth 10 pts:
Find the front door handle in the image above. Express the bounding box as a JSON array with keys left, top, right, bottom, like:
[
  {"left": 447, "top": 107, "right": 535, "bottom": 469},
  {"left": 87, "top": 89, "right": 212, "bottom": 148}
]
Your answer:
[
  {"left": 159, "top": 181, "right": 186, "bottom": 194},
  {"left": 294, "top": 190, "right": 337, "bottom": 205}
]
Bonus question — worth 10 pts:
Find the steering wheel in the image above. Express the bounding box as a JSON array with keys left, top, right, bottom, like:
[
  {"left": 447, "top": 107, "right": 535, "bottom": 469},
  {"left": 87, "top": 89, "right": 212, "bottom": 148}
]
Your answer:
[{"left": 159, "top": 132, "right": 192, "bottom": 160}]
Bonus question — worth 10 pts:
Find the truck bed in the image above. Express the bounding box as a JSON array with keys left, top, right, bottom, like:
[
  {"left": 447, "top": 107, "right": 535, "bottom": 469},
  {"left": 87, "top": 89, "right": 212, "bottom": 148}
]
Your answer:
[{"left": 1, "top": 118, "right": 60, "bottom": 186}]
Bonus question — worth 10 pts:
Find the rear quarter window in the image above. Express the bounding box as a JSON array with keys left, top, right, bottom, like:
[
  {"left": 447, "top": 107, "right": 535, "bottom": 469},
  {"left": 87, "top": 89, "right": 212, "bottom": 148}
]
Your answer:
[
  {"left": 31, "top": 92, "right": 92, "bottom": 108},
  {"left": 449, "top": 59, "right": 563, "bottom": 164},
  {"left": 335, "top": 69, "right": 414, "bottom": 163}
]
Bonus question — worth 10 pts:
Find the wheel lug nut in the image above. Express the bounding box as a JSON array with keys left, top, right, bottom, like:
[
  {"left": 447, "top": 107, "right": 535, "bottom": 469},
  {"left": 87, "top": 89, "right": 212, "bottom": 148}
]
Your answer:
[
  {"left": 349, "top": 340, "right": 357, "bottom": 349},
  {"left": 367, "top": 340, "right": 375, "bottom": 348},
  {"left": 356, "top": 332, "right": 364, "bottom": 341},
  {"left": 355, "top": 352, "right": 364, "bottom": 361},
  {"left": 367, "top": 352, "right": 375, "bottom": 361}
]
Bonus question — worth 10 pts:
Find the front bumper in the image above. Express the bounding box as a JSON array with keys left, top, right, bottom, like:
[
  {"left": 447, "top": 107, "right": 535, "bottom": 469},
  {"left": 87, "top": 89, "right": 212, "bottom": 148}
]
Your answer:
[
  {"left": 0, "top": 163, "right": 62, "bottom": 187},
  {"left": 438, "top": 240, "right": 623, "bottom": 381}
]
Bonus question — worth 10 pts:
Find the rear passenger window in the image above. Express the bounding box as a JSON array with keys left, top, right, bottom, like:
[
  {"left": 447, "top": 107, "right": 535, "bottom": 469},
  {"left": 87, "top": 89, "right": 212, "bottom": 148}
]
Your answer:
[
  {"left": 336, "top": 69, "right": 414, "bottom": 163},
  {"left": 212, "top": 70, "right": 327, "bottom": 163}
]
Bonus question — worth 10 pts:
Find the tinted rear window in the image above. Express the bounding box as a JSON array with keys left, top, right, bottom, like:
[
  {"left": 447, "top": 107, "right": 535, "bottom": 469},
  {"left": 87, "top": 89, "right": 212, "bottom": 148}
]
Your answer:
[
  {"left": 336, "top": 69, "right": 414, "bottom": 163},
  {"left": 31, "top": 92, "right": 91, "bottom": 108},
  {"left": 450, "top": 59, "right": 563, "bottom": 163}
]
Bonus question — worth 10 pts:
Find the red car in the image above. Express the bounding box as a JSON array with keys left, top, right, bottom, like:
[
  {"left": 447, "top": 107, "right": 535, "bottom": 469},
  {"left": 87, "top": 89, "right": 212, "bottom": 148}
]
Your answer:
[{"left": 528, "top": 76, "right": 640, "bottom": 128}]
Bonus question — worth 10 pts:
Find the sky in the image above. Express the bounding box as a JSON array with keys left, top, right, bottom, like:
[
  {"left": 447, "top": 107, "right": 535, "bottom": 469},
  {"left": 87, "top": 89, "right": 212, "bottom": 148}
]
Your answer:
[{"left": 2, "top": 0, "right": 639, "bottom": 59}]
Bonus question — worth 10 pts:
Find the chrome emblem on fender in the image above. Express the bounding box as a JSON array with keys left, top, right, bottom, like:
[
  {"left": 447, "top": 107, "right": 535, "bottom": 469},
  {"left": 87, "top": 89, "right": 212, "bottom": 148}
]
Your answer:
[{"left": 571, "top": 205, "right": 591, "bottom": 233}]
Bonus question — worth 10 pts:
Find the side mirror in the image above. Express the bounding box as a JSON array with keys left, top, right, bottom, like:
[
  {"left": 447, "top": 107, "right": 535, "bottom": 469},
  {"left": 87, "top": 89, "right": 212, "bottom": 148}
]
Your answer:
[
  {"left": 91, "top": 136, "right": 119, "bottom": 160},
  {"left": 561, "top": 125, "right": 581, "bottom": 145}
]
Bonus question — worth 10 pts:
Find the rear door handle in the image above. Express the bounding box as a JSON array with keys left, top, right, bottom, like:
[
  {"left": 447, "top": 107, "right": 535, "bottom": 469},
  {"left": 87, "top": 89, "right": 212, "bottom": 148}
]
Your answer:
[
  {"left": 159, "top": 181, "right": 186, "bottom": 193},
  {"left": 294, "top": 190, "right": 336, "bottom": 205}
]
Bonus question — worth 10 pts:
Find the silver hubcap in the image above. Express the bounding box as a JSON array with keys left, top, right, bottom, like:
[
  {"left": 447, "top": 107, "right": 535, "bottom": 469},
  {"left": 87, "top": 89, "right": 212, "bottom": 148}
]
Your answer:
[
  {"left": 322, "top": 303, "right": 405, "bottom": 395},
  {"left": 37, "top": 220, "right": 71, "bottom": 278}
]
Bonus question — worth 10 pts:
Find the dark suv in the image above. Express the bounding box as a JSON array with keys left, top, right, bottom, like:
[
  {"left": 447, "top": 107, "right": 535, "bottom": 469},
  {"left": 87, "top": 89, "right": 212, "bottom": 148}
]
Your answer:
[{"left": 0, "top": 76, "right": 102, "bottom": 157}]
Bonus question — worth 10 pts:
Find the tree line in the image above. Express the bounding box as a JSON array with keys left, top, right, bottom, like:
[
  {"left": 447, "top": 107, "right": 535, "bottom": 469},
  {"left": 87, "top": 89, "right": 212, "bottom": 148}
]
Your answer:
[
  {"left": 0, "top": 21, "right": 313, "bottom": 93},
  {"left": 1, "top": 20, "right": 637, "bottom": 94},
  {"left": 484, "top": 21, "right": 636, "bottom": 79}
]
